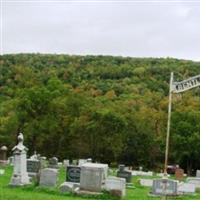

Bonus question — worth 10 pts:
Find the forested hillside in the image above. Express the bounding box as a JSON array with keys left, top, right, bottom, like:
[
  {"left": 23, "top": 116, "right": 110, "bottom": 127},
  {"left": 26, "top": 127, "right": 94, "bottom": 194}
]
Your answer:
[{"left": 0, "top": 54, "right": 200, "bottom": 173}]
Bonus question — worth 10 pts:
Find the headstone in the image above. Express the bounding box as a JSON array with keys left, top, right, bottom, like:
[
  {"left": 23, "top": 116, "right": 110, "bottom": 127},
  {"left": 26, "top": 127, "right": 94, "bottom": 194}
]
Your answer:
[
  {"left": 86, "top": 158, "right": 92, "bottom": 163},
  {"left": 39, "top": 157, "right": 47, "bottom": 169},
  {"left": 105, "top": 177, "right": 126, "bottom": 199},
  {"left": 59, "top": 182, "right": 80, "bottom": 193},
  {"left": 117, "top": 165, "right": 131, "bottom": 183},
  {"left": 27, "top": 159, "right": 41, "bottom": 177},
  {"left": 196, "top": 170, "right": 200, "bottom": 178},
  {"left": 0, "top": 146, "right": 8, "bottom": 164},
  {"left": 151, "top": 179, "right": 178, "bottom": 196},
  {"left": 175, "top": 168, "right": 184, "bottom": 181},
  {"left": 186, "top": 177, "right": 200, "bottom": 189},
  {"left": 48, "top": 157, "right": 58, "bottom": 168},
  {"left": 82, "top": 163, "right": 108, "bottom": 179},
  {"left": 8, "top": 156, "right": 14, "bottom": 166},
  {"left": 63, "top": 159, "right": 70, "bottom": 167},
  {"left": 39, "top": 168, "right": 58, "bottom": 187},
  {"left": 140, "top": 179, "right": 153, "bottom": 187},
  {"left": 118, "top": 164, "right": 125, "bottom": 172},
  {"left": 78, "top": 159, "right": 87, "bottom": 166},
  {"left": 9, "top": 133, "right": 30, "bottom": 186},
  {"left": 72, "top": 159, "right": 78, "bottom": 165},
  {"left": 139, "top": 166, "right": 143, "bottom": 171},
  {"left": 80, "top": 163, "right": 108, "bottom": 192},
  {"left": 66, "top": 166, "right": 81, "bottom": 183},
  {"left": 178, "top": 183, "right": 196, "bottom": 194}
]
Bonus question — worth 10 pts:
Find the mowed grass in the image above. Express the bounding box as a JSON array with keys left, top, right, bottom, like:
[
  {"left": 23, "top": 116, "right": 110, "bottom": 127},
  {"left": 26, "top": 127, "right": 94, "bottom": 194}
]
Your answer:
[{"left": 0, "top": 166, "right": 200, "bottom": 200}]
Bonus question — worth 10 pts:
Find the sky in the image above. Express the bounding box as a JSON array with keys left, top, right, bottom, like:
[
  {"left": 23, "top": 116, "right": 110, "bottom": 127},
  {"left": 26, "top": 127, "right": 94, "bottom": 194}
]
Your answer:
[{"left": 1, "top": 0, "right": 200, "bottom": 61}]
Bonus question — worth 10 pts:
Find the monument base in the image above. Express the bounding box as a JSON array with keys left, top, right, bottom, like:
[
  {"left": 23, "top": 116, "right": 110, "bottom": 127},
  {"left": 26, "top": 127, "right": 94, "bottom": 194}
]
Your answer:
[{"left": 9, "top": 174, "right": 30, "bottom": 186}]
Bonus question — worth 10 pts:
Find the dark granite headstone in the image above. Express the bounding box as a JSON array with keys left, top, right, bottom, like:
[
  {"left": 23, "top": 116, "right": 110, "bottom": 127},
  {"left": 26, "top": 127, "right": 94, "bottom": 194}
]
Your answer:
[
  {"left": 117, "top": 164, "right": 132, "bottom": 183},
  {"left": 117, "top": 171, "right": 132, "bottom": 183},
  {"left": 27, "top": 159, "right": 40, "bottom": 173},
  {"left": 66, "top": 166, "right": 81, "bottom": 183}
]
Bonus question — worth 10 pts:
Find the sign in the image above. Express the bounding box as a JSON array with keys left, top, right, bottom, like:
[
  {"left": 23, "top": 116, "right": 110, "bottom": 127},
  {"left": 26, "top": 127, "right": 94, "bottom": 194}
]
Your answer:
[{"left": 172, "top": 75, "right": 200, "bottom": 93}]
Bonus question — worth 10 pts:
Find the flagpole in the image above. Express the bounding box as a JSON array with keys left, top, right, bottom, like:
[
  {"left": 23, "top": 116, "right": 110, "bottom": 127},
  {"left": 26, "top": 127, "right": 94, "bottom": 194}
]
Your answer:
[
  {"left": 164, "top": 72, "right": 174, "bottom": 175},
  {"left": 161, "top": 72, "right": 174, "bottom": 200}
]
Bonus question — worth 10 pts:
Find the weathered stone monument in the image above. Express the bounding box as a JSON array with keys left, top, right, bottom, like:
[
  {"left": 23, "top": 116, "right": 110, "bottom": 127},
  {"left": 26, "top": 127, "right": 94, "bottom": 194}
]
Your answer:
[
  {"left": 117, "top": 164, "right": 132, "bottom": 183},
  {"left": 151, "top": 178, "right": 178, "bottom": 196},
  {"left": 39, "top": 168, "right": 58, "bottom": 187},
  {"left": 0, "top": 146, "right": 8, "bottom": 165},
  {"left": 66, "top": 166, "right": 81, "bottom": 183},
  {"left": 175, "top": 168, "right": 184, "bottom": 181},
  {"left": 105, "top": 176, "right": 126, "bottom": 199},
  {"left": 80, "top": 163, "right": 108, "bottom": 192},
  {"left": 48, "top": 157, "right": 58, "bottom": 168},
  {"left": 9, "top": 133, "right": 30, "bottom": 186}
]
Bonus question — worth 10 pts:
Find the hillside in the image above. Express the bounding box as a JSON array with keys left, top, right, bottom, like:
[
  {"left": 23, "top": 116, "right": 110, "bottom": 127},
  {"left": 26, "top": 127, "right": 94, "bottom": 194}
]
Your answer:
[{"left": 0, "top": 54, "right": 200, "bottom": 173}]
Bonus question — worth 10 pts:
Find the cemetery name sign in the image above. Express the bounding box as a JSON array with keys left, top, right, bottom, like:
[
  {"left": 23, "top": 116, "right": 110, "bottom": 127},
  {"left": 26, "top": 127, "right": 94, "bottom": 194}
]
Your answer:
[{"left": 172, "top": 75, "right": 200, "bottom": 93}]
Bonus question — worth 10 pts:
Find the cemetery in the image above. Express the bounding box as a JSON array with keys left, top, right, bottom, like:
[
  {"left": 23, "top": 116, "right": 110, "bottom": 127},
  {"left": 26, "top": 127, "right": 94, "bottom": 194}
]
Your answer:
[
  {"left": 1, "top": 132, "right": 200, "bottom": 200},
  {"left": 0, "top": 56, "right": 200, "bottom": 200}
]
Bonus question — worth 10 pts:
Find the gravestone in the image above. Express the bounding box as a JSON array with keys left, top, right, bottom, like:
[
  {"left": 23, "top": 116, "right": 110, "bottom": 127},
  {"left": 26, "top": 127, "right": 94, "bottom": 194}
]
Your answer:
[
  {"left": 39, "top": 156, "right": 47, "bottom": 169},
  {"left": 105, "top": 177, "right": 126, "bottom": 199},
  {"left": 8, "top": 156, "right": 14, "bottom": 166},
  {"left": 48, "top": 157, "right": 58, "bottom": 168},
  {"left": 63, "top": 159, "right": 70, "bottom": 167},
  {"left": 186, "top": 177, "right": 200, "bottom": 189},
  {"left": 9, "top": 133, "right": 30, "bottom": 186},
  {"left": 80, "top": 163, "right": 108, "bottom": 192},
  {"left": 196, "top": 170, "right": 200, "bottom": 178},
  {"left": 87, "top": 158, "right": 92, "bottom": 163},
  {"left": 30, "top": 151, "right": 41, "bottom": 160},
  {"left": 0, "top": 146, "right": 8, "bottom": 164},
  {"left": 59, "top": 182, "right": 80, "bottom": 193},
  {"left": 39, "top": 168, "right": 58, "bottom": 187},
  {"left": 117, "top": 164, "right": 132, "bottom": 183},
  {"left": 66, "top": 166, "right": 81, "bottom": 183},
  {"left": 140, "top": 179, "right": 153, "bottom": 187},
  {"left": 175, "top": 168, "right": 184, "bottom": 181},
  {"left": 82, "top": 163, "right": 108, "bottom": 179},
  {"left": 178, "top": 183, "right": 196, "bottom": 194},
  {"left": 151, "top": 179, "right": 178, "bottom": 196},
  {"left": 27, "top": 159, "right": 41, "bottom": 177},
  {"left": 78, "top": 159, "right": 87, "bottom": 166}
]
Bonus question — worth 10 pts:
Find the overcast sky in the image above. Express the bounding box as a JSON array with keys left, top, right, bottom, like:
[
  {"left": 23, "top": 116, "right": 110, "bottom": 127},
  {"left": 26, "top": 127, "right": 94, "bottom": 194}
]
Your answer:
[{"left": 1, "top": 0, "right": 200, "bottom": 61}]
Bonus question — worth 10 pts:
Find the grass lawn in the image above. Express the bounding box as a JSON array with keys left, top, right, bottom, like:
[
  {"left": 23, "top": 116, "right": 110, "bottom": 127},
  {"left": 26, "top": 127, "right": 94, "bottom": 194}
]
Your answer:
[{"left": 0, "top": 166, "right": 200, "bottom": 200}]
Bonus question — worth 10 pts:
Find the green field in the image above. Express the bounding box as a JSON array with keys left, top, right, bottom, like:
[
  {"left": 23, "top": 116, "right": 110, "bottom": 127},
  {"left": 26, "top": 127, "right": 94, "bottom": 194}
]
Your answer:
[{"left": 0, "top": 166, "right": 200, "bottom": 200}]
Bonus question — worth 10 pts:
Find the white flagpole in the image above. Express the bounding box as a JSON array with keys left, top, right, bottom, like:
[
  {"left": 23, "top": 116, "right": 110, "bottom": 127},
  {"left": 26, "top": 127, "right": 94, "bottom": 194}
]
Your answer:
[
  {"left": 164, "top": 72, "right": 174, "bottom": 175},
  {"left": 161, "top": 72, "right": 174, "bottom": 200}
]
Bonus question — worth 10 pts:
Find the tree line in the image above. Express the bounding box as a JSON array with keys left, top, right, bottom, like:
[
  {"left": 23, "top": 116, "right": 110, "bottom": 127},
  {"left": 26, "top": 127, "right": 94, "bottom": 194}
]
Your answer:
[{"left": 0, "top": 54, "right": 200, "bottom": 174}]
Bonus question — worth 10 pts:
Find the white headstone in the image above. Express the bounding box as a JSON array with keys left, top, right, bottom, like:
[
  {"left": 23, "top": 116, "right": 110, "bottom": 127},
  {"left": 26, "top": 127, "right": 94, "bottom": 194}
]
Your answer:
[
  {"left": 9, "top": 133, "right": 30, "bottom": 186},
  {"left": 39, "top": 168, "right": 58, "bottom": 187},
  {"left": 105, "top": 176, "right": 126, "bottom": 199},
  {"left": 186, "top": 177, "right": 200, "bottom": 189},
  {"left": 196, "top": 170, "right": 200, "bottom": 178},
  {"left": 78, "top": 159, "right": 87, "bottom": 166},
  {"left": 80, "top": 163, "right": 108, "bottom": 192},
  {"left": 63, "top": 159, "right": 69, "bottom": 167},
  {"left": 178, "top": 182, "right": 196, "bottom": 194},
  {"left": 140, "top": 179, "right": 153, "bottom": 187}
]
